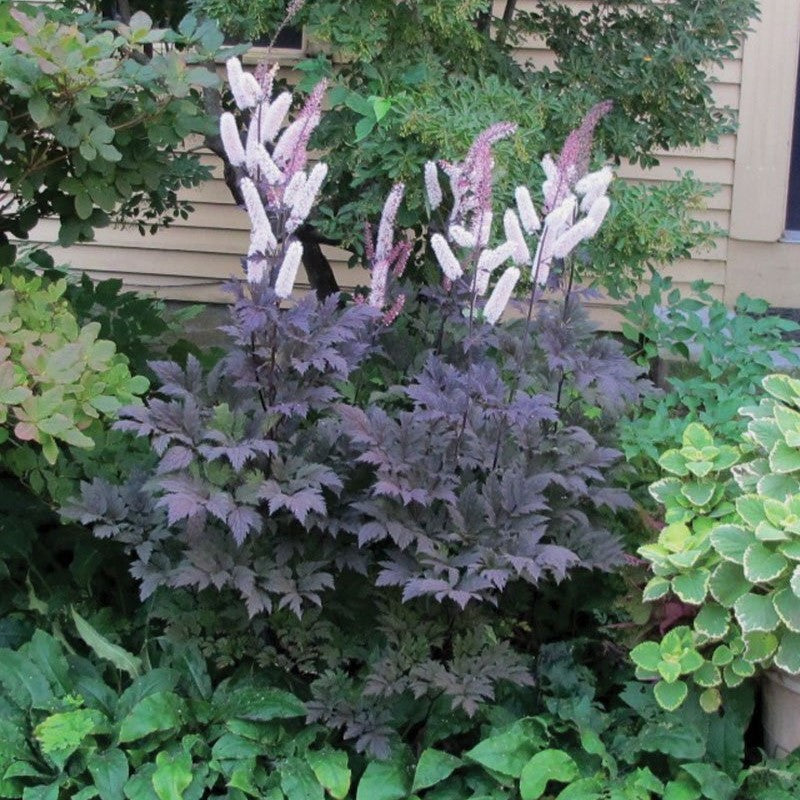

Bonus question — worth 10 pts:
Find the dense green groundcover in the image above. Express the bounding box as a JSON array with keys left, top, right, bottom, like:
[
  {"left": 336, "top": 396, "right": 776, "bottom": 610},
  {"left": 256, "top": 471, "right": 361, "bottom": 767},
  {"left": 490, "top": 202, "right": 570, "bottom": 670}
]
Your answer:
[{"left": 8, "top": 1, "right": 800, "bottom": 799}]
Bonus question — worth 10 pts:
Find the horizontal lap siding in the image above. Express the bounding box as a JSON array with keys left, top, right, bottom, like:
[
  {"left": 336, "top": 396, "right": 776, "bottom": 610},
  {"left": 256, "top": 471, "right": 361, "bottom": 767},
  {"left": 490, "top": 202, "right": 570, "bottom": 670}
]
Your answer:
[{"left": 29, "top": 0, "right": 741, "bottom": 329}]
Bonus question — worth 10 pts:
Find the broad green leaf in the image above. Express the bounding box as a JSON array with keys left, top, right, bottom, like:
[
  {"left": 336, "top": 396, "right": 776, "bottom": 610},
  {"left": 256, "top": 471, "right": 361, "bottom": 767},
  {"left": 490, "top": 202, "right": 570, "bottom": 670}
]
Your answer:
[
  {"left": 87, "top": 749, "right": 129, "bottom": 800},
  {"left": 630, "top": 641, "right": 661, "bottom": 672},
  {"left": 743, "top": 542, "right": 788, "bottom": 583},
  {"left": 774, "top": 631, "right": 800, "bottom": 673},
  {"left": 735, "top": 496, "right": 767, "bottom": 528},
  {"left": 658, "top": 660, "right": 682, "bottom": 683},
  {"left": 743, "top": 631, "right": 778, "bottom": 662},
  {"left": 774, "top": 587, "right": 800, "bottom": 633},
  {"left": 643, "top": 576, "right": 670, "bottom": 601},
  {"left": 699, "top": 687, "right": 722, "bottom": 713},
  {"left": 769, "top": 440, "right": 800, "bottom": 474},
  {"left": 555, "top": 778, "right": 604, "bottom": 799},
  {"left": 663, "top": 779, "right": 702, "bottom": 800},
  {"left": 712, "top": 645, "right": 734, "bottom": 667},
  {"left": 694, "top": 603, "right": 729, "bottom": 639},
  {"left": 683, "top": 423, "right": 714, "bottom": 450},
  {"left": 693, "top": 661, "right": 721, "bottom": 688},
  {"left": 152, "top": 750, "right": 192, "bottom": 800},
  {"left": 710, "top": 525, "right": 754, "bottom": 565},
  {"left": 464, "top": 717, "right": 546, "bottom": 778},
  {"left": 216, "top": 686, "right": 306, "bottom": 721},
  {"left": 658, "top": 450, "right": 688, "bottom": 476},
  {"left": 672, "top": 569, "right": 709, "bottom": 604},
  {"left": 34, "top": 709, "right": 104, "bottom": 769},
  {"left": 307, "top": 748, "right": 352, "bottom": 799},
  {"left": 519, "top": 750, "right": 579, "bottom": 800},
  {"left": 118, "top": 692, "right": 186, "bottom": 743},
  {"left": 409, "top": 749, "right": 460, "bottom": 794},
  {"left": 72, "top": 608, "right": 141, "bottom": 679},
  {"left": 762, "top": 375, "right": 800, "bottom": 406},
  {"left": 355, "top": 760, "right": 409, "bottom": 800},
  {"left": 653, "top": 680, "right": 688, "bottom": 711},
  {"left": 680, "top": 481, "right": 715, "bottom": 506},
  {"left": 734, "top": 593, "right": 780, "bottom": 633},
  {"left": 708, "top": 562, "right": 750, "bottom": 607}
]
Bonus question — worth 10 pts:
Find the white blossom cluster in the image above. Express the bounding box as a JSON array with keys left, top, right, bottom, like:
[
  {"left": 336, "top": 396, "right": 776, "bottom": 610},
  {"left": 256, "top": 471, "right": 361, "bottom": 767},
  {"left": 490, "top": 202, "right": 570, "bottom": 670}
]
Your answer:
[
  {"left": 221, "top": 57, "right": 328, "bottom": 296},
  {"left": 424, "top": 152, "right": 613, "bottom": 325}
]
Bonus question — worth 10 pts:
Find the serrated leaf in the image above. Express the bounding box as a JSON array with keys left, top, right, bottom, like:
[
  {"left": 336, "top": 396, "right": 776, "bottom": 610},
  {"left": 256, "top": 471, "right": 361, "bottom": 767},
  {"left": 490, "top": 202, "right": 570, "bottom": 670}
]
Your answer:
[
  {"left": 653, "top": 679, "right": 688, "bottom": 711},
  {"left": 659, "top": 449, "right": 689, "bottom": 476},
  {"left": 774, "top": 631, "right": 800, "bottom": 673},
  {"left": 630, "top": 641, "right": 662, "bottom": 672},
  {"left": 774, "top": 587, "right": 800, "bottom": 633},
  {"left": 743, "top": 631, "right": 778, "bottom": 663},
  {"left": 712, "top": 645, "right": 734, "bottom": 667},
  {"left": 709, "top": 562, "right": 750, "bottom": 607},
  {"left": 710, "top": 525, "right": 754, "bottom": 565},
  {"left": 734, "top": 592, "right": 780, "bottom": 633},
  {"left": 694, "top": 603, "right": 729, "bottom": 639},
  {"left": 672, "top": 570, "right": 709, "bottom": 604},
  {"left": 770, "top": 440, "right": 800, "bottom": 473},
  {"left": 743, "top": 542, "right": 788, "bottom": 584},
  {"left": 643, "top": 576, "right": 670, "bottom": 601},
  {"left": 762, "top": 375, "right": 800, "bottom": 406},
  {"left": 693, "top": 661, "right": 721, "bottom": 687}
]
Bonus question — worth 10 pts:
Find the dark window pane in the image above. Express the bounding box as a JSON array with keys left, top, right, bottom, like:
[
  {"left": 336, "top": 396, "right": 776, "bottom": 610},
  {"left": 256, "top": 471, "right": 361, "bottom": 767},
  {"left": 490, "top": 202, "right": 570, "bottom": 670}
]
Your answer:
[{"left": 786, "top": 47, "right": 800, "bottom": 230}]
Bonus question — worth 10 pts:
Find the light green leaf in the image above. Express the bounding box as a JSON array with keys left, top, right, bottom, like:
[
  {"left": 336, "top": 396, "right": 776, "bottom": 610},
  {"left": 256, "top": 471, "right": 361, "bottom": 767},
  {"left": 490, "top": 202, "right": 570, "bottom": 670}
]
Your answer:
[
  {"left": 699, "top": 687, "right": 721, "bottom": 713},
  {"left": 694, "top": 603, "right": 729, "bottom": 640},
  {"left": 654, "top": 680, "right": 688, "bottom": 711},
  {"left": 355, "top": 760, "right": 409, "bottom": 800},
  {"left": 519, "top": 750, "right": 579, "bottom": 800},
  {"left": 708, "top": 562, "right": 750, "bottom": 607},
  {"left": 743, "top": 631, "right": 778, "bottom": 663},
  {"left": 630, "top": 641, "right": 661, "bottom": 672},
  {"left": 733, "top": 592, "right": 780, "bottom": 633},
  {"left": 672, "top": 570, "right": 709, "bottom": 604},
  {"left": 464, "top": 717, "right": 546, "bottom": 778},
  {"left": 72, "top": 608, "right": 141, "bottom": 679},
  {"left": 743, "top": 542, "right": 788, "bottom": 583},
  {"left": 87, "top": 749, "right": 129, "bottom": 800},
  {"left": 693, "top": 661, "right": 721, "bottom": 688},
  {"left": 770, "top": 441, "right": 800, "bottom": 474},
  {"left": 643, "top": 576, "right": 671, "bottom": 602},
  {"left": 775, "top": 631, "right": 800, "bottom": 673},
  {"left": 152, "top": 750, "right": 192, "bottom": 800},
  {"left": 774, "top": 587, "right": 800, "bottom": 633},
  {"left": 118, "top": 692, "right": 186, "bottom": 743},
  {"left": 307, "top": 748, "right": 351, "bottom": 799},
  {"left": 710, "top": 525, "right": 754, "bottom": 565},
  {"left": 34, "top": 709, "right": 103, "bottom": 769}
]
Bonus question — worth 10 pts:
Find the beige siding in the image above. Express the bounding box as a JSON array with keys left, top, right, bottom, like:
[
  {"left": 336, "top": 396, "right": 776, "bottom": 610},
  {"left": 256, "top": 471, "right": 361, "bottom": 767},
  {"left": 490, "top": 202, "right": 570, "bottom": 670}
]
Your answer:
[{"left": 29, "top": 0, "right": 783, "bottom": 327}]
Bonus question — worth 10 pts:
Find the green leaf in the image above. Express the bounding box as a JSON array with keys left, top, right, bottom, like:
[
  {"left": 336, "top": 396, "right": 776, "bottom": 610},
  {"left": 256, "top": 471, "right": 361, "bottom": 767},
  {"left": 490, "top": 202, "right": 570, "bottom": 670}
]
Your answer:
[
  {"left": 694, "top": 603, "right": 729, "bottom": 639},
  {"left": 770, "top": 441, "right": 800, "bottom": 474},
  {"left": 519, "top": 750, "right": 579, "bottom": 800},
  {"left": 680, "top": 481, "right": 715, "bottom": 507},
  {"left": 643, "top": 576, "right": 670, "bottom": 601},
  {"left": 672, "top": 570, "right": 709, "bottom": 604},
  {"left": 710, "top": 525, "right": 754, "bottom": 565},
  {"left": 354, "top": 117, "right": 376, "bottom": 142},
  {"left": 743, "top": 631, "right": 778, "bottom": 662},
  {"left": 743, "top": 542, "right": 788, "bottom": 583},
  {"left": 693, "top": 661, "right": 721, "bottom": 687},
  {"left": 775, "top": 631, "right": 800, "bottom": 673},
  {"left": 87, "top": 749, "right": 129, "bottom": 800},
  {"left": 658, "top": 449, "right": 688, "bottom": 476},
  {"left": 216, "top": 686, "right": 306, "bottom": 722},
  {"left": 72, "top": 608, "right": 141, "bottom": 679},
  {"left": 774, "top": 587, "right": 800, "bottom": 633},
  {"left": 699, "top": 687, "right": 722, "bottom": 713},
  {"left": 683, "top": 423, "right": 714, "bottom": 450},
  {"left": 733, "top": 592, "right": 780, "bottom": 633},
  {"left": 464, "top": 717, "right": 546, "bottom": 778},
  {"left": 653, "top": 679, "right": 688, "bottom": 711},
  {"left": 555, "top": 777, "right": 604, "bottom": 799},
  {"left": 410, "top": 748, "right": 461, "bottom": 793},
  {"left": 118, "top": 692, "right": 186, "bottom": 743},
  {"left": 663, "top": 779, "right": 702, "bottom": 800},
  {"left": 152, "top": 749, "right": 192, "bottom": 800},
  {"left": 762, "top": 375, "right": 800, "bottom": 406},
  {"left": 34, "top": 709, "right": 103, "bottom": 769},
  {"left": 307, "top": 749, "right": 351, "bottom": 799},
  {"left": 709, "top": 562, "right": 750, "bottom": 607},
  {"left": 630, "top": 641, "right": 661, "bottom": 672},
  {"left": 355, "top": 760, "right": 409, "bottom": 800}
]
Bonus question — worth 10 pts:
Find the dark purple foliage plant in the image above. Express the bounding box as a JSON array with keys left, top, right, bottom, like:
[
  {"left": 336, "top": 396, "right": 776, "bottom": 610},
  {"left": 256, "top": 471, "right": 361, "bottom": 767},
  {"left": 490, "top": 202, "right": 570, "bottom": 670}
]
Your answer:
[{"left": 64, "top": 59, "right": 648, "bottom": 755}]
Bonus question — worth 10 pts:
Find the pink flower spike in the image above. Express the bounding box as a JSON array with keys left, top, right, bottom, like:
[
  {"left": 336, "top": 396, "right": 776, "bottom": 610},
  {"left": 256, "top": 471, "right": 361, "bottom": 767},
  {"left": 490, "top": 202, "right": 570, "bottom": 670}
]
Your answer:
[
  {"left": 274, "top": 240, "right": 304, "bottom": 298},
  {"left": 431, "top": 234, "right": 463, "bottom": 281},
  {"left": 376, "top": 183, "right": 405, "bottom": 263},
  {"left": 424, "top": 161, "right": 443, "bottom": 210},
  {"left": 503, "top": 209, "right": 531, "bottom": 266},
  {"left": 260, "top": 92, "right": 293, "bottom": 143},
  {"left": 390, "top": 240, "right": 412, "bottom": 278},
  {"left": 484, "top": 266, "right": 520, "bottom": 324},
  {"left": 220, "top": 112, "right": 245, "bottom": 166},
  {"left": 368, "top": 259, "right": 389, "bottom": 308},
  {"left": 514, "top": 187, "right": 540, "bottom": 234},
  {"left": 382, "top": 293, "right": 406, "bottom": 325}
]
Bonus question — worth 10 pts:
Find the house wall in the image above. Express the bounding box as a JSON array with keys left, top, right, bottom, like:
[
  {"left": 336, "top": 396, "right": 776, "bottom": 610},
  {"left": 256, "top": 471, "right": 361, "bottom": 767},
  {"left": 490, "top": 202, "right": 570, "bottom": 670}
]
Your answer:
[{"left": 26, "top": 1, "right": 798, "bottom": 327}]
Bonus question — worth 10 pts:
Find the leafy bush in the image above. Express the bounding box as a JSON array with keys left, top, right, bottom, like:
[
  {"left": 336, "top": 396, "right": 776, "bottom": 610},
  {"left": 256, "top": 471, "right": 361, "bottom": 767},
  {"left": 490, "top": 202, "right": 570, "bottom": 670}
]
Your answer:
[
  {"left": 62, "top": 56, "right": 651, "bottom": 751},
  {"left": 0, "top": 3, "right": 231, "bottom": 262},
  {"left": 634, "top": 378, "right": 800, "bottom": 711},
  {"left": 621, "top": 276, "right": 800, "bottom": 482},
  {"left": 0, "top": 264, "right": 148, "bottom": 482}
]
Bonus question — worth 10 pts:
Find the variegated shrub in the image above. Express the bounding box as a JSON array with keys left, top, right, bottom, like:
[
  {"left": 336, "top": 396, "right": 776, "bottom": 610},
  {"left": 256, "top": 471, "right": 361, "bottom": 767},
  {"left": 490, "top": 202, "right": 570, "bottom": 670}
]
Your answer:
[{"left": 634, "top": 375, "right": 800, "bottom": 712}]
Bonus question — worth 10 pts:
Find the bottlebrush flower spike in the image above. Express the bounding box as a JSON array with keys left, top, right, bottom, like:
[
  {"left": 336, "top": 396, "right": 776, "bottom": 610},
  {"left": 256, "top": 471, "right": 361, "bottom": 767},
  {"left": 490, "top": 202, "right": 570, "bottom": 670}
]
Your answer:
[
  {"left": 431, "top": 234, "right": 463, "bottom": 280},
  {"left": 274, "top": 241, "right": 304, "bottom": 298},
  {"left": 260, "top": 92, "right": 293, "bottom": 144},
  {"left": 273, "top": 81, "right": 327, "bottom": 175},
  {"left": 514, "top": 187, "right": 540, "bottom": 234},
  {"left": 287, "top": 162, "right": 328, "bottom": 233},
  {"left": 484, "top": 266, "right": 520, "bottom": 324},
  {"left": 475, "top": 241, "right": 515, "bottom": 296},
  {"left": 551, "top": 218, "right": 596, "bottom": 260},
  {"left": 424, "top": 161, "right": 443, "bottom": 210},
  {"left": 220, "top": 112, "right": 245, "bottom": 166},
  {"left": 503, "top": 209, "right": 531, "bottom": 266},
  {"left": 246, "top": 141, "right": 283, "bottom": 185},
  {"left": 376, "top": 183, "right": 405, "bottom": 263},
  {"left": 449, "top": 224, "right": 476, "bottom": 249},
  {"left": 382, "top": 293, "right": 406, "bottom": 325},
  {"left": 576, "top": 166, "right": 613, "bottom": 212},
  {"left": 226, "top": 58, "right": 260, "bottom": 109},
  {"left": 240, "top": 177, "right": 275, "bottom": 243}
]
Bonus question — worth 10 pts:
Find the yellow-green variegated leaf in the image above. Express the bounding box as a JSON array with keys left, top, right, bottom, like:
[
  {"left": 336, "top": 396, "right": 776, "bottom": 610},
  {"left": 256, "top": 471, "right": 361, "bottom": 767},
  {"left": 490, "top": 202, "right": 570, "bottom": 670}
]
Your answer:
[
  {"left": 699, "top": 687, "right": 722, "bottom": 713},
  {"left": 709, "top": 562, "right": 750, "bottom": 607},
  {"left": 743, "top": 631, "right": 778, "bottom": 663},
  {"left": 693, "top": 661, "right": 721, "bottom": 688},
  {"left": 733, "top": 592, "right": 780, "bottom": 633},
  {"left": 710, "top": 525, "right": 755, "bottom": 565},
  {"left": 653, "top": 679, "right": 688, "bottom": 711},
  {"left": 672, "top": 570, "right": 709, "bottom": 604},
  {"left": 774, "top": 632, "right": 800, "bottom": 674},
  {"left": 742, "top": 543, "right": 789, "bottom": 584},
  {"left": 642, "top": 576, "right": 670, "bottom": 602},
  {"left": 693, "top": 603, "right": 729, "bottom": 640},
  {"left": 774, "top": 588, "right": 800, "bottom": 633}
]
